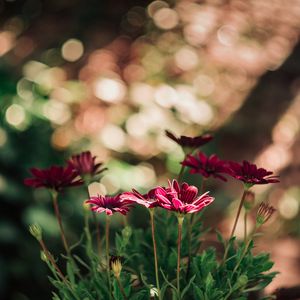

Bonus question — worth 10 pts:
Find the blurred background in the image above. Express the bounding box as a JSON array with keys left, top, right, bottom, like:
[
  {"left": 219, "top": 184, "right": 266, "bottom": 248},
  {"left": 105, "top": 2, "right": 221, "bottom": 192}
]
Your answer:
[{"left": 1, "top": 0, "right": 300, "bottom": 299}]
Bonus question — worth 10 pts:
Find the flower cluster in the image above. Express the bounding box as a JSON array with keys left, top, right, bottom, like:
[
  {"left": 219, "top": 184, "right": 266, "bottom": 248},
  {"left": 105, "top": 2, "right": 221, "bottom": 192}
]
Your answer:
[
  {"left": 25, "top": 131, "right": 280, "bottom": 300},
  {"left": 181, "top": 153, "right": 279, "bottom": 186},
  {"left": 24, "top": 134, "right": 280, "bottom": 215},
  {"left": 86, "top": 180, "right": 214, "bottom": 216}
]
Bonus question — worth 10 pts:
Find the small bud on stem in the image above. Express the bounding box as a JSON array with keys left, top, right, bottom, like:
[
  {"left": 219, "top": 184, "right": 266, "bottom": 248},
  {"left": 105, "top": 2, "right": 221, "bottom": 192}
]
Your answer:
[{"left": 256, "top": 202, "right": 276, "bottom": 226}]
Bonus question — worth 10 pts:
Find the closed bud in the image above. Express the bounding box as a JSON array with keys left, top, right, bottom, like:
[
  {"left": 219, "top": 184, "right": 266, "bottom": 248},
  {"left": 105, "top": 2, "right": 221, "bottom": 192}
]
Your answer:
[
  {"left": 40, "top": 251, "right": 48, "bottom": 262},
  {"left": 82, "top": 201, "right": 90, "bottom": 211},
  {"left": 243, "top": 191, "right": 255, "bottom": 211},
  {"left": 29, "top": 224, "right": 42, "bottom": 241}
]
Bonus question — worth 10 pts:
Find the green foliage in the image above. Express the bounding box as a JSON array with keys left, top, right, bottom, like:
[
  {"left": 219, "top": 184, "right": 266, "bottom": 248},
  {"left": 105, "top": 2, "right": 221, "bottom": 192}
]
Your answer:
[{"left": 33, "top": 206, "right": 276, "bottom": 300}]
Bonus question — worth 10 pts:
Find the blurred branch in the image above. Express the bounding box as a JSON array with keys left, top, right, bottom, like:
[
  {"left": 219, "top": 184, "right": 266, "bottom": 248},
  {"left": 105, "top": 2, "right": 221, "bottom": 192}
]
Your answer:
[
  {"left": 274, "top": 285, "right": 300, "bottom": 300},
  {"left": 218, "top": 42, "right": 300, "bottom": 161}
]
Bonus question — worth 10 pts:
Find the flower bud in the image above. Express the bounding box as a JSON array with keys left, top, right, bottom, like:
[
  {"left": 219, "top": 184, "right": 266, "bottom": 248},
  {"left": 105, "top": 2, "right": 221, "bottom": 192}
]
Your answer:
[
  {"left": 29, "top": 224, "right": 42, "bottom": 241},
  {"left": 109, "top": 256, "right": 123, "bottom": 278},
  {"left": 40, "top": 251, "right": 48, "bottom": 262},
  {"left": 256, "top": 202, "right": 276, "bottom": 226},
  {"left": 82, "top": 201, "right": 91, "bottom": 211},
  {"left": 243, "top": 191, "right": 255, "bottom": 211},
  {"left": 122, "top": 226, "right": 132, "bottom": 240}
]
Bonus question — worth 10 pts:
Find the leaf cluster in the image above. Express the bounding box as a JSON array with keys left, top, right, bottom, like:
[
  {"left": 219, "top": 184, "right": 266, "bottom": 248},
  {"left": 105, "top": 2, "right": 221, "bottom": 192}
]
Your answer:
[{"left": 44, "top": 208, "right": 277, "bottom": 300}]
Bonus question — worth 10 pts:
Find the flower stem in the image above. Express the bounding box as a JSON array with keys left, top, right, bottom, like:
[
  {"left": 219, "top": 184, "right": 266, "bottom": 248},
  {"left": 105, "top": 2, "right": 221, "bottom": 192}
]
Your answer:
[
  {"left": 185, "top": 215, "right": 192, "bottom": 281},
  {"left": 38, "top": 239, "right": 81, "bottom": 300},
  {"left": 93, "top": 212, "right": 102, "bottom": 258},
  {"left": 230, "top": 190, "right": 247, "bottom": 239},
  {"left": 39, "top": 239, "right": 66, "bottom": 283},
  {"left": 52, "top": 191, "right": 71, "bottom": 256},
  {"left": 51, "top": 191, "right": 81, "bottom": 278},
  {"left": 106, "top": 215, "right": 112, "bottom": 300},
  {"left": 177, "top": 215, "right": 184, "bottom": 299},
  {"left": 149, "top": 209, "right": 161, "bottom": 300},
  {"left": 177, "top": 165, "right": 185, "bottom": 182},
  {"left": 84, "top": 209, "right": 92, "bottom": 244},
  {"left": 85, "top": 186, "right": 102, "bottom": 259},
  {"left": 244, "top": 211, "right": 248, "bottom": 243},
  {"left": 116, "top": 276, "right": 128, "bottom": 300}
]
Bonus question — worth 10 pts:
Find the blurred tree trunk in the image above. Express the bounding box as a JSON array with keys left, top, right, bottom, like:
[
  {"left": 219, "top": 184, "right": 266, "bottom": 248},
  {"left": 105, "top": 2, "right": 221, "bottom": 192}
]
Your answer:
[{"left": 218, "top": 42, "right": 300, "bottom": 161}]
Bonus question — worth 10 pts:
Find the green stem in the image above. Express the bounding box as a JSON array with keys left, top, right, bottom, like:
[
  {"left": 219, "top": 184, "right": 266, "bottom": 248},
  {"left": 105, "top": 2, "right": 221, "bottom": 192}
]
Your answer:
[
  {"left": 224, "top": 225, "right": 260, "bottom": 300},
  {"left": 230, "top": 190, "right": 247, "bottom": 239},
  {"left": 116, "top": 276, "right": 128, "bottom": 300},
  {"left": 39, "top": 239, "right": 81, "bottom": 300},
  {"left": 232, "top": 239, "right": 252, "bottom": 275},
  {"left": 85, "top": 186, "right": 102, "bottom": 260},
  {"left": 93, "top": 212, "right": 102, "bottom": 258},
  {"left": 39, "top": 239, "right": 67, "bottom": 283},
  {"left": 84, "top": 208, "right": 99, "bottom": 275},
  {"left": 244, "top": 211, "right": 248, "bottom": 243},
  {"left": 150, "top": 209, "right": 161, "bottom": 300},
  {"left": 177, "top": 165, "right": 185, "bottom": 182},
  {"left": 223, "top": 190, "right": 247, "bottom": 264},
  {"left": 177, "top": 216, "right": 184, "bottom": 299},
  {"left": 186, "top": 215, "right": 192, "bottom": 280},
  {"left": 52, "top": 191, "right": 70, "bottom": 255},
  {"left": 106, "top": 215, "right": 112, "bottom": 300}
]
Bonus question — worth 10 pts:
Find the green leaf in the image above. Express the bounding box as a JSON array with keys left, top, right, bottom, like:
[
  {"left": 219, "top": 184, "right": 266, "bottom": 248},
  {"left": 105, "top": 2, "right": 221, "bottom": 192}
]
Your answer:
[
  {"left": 181, "top": 274, "right": 196, "bottom": 298},
  {"left": 113, "top": 279, "right": 123, "bottom": 300},
  {"left": 52, "top": 292, "right": 61, "bottom": 300},
  {"left": 160, "top": 269, "right": 177, "bottom": 291},
  {"left": 160, "top": 282, "right": 169, "bottom": 300},
  {"left": 193, "top": 284, "right": 205, "bottom": 299},
  {"left": 216, "top": 230, "right": 225, "bottom": 245},
  {"left": 205, "top": 272, "right": 214, "bottom": 291},
  {"left": 167, "top": 250, "right": 177, "bottom": 270},
  {"left": 66, "top": 261, "right": 75, "bottom": 286},
  {"left": 130, "top": 289, "right": 150, "bottom": 300}
]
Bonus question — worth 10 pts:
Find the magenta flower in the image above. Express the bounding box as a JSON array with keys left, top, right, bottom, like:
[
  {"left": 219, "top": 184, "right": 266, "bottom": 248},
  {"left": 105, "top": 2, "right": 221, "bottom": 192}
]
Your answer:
[
  {"left": 24, "top": 165, "right": 83, "bottom": 192},
  {"left": 165, "top": 130, "right": 213, "bottom": 149},
  {"left": 68, "top": 151, "right": 107, "bottom": 180},
  {"left": 155, "top": 179, "right": 214, "bottom": 214},
  {"left": 228, "top": 160, "right": 279, "bottom": 186},
  {"left": 182, "top": 152, "right": 229, "bottom": 181},
  {"left": 86, "top": 194, "right": 133, "bottom": 215},
  {"left": 121, "top": 188, "right": 159, "bottom": 209}
]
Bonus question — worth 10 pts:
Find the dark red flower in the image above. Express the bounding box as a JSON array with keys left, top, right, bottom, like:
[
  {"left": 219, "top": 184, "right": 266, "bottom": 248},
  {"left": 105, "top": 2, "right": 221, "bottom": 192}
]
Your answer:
[
  {"left": 182, "top": 152, "right": 229, "bottom": 181},
  {"left": 228, "top": 160, "right": 279, "bottom": 186},
  {"left": 24, "top": 165, "right": 83, "bottom": 192},
  {"left": 121, "top": 188, "right": 159, "bottom": 209},
  {"left": 155, "top": 179, "right": 214, "bottom": 214},
  {"left": 165, "top": 130, "right": 213, "bottom": 149},
  {"left": 86, "top": 194, "right": 133, "bottom": 215},
  {"left": 68, "top": 151, "right": 106, "bottom": 180}
]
